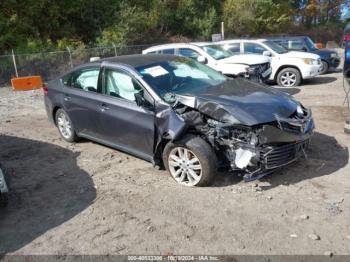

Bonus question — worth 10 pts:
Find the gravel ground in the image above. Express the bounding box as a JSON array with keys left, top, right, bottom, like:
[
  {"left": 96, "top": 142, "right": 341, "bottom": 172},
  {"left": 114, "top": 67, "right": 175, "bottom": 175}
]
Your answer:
[{"left": 1, "top": 65, "right": 350, "bottom": 255}]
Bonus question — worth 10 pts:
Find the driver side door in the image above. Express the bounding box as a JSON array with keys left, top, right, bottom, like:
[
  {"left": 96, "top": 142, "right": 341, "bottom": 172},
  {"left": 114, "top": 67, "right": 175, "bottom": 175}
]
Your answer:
[{"left": 98, "top": 66, "right": 156, "bottom": 160}]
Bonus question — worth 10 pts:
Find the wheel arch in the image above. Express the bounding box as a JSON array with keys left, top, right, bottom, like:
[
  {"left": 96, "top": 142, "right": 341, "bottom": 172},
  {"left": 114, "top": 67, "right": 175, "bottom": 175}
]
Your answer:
[
  {"left": 52, "top": 106, "right": 61, "bottom": 126},
  {"left": 274, "top": 65, "right": 302, "bottom": 81}
]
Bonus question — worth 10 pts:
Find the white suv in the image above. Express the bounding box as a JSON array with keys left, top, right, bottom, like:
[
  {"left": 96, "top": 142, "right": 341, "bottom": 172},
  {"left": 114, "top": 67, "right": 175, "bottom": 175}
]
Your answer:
[
  {"left": 142, "top": 42, "right": 272, "bottom": 82},
  {"left": 218, "top": 39, "right": 322, "bottom": 87}
]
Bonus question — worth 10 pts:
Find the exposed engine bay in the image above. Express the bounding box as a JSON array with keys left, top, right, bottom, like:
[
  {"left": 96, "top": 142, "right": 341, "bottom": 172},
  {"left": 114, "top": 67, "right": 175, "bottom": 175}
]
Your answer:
[{"left": 171, "top": 95, "right": 314, "bottom": 181}]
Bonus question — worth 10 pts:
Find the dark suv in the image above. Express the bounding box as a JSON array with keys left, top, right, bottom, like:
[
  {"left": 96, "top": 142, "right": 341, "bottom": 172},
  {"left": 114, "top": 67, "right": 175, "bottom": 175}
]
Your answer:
[{"left": 268, "top": 36, "right": 340, "bottom": 74}]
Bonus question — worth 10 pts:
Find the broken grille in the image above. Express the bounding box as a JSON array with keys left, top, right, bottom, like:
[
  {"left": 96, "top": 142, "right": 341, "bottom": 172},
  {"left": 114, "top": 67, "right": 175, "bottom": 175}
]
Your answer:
[
  {"left": 250, "top": 62, "right": 270, "bottom": 75},
  {"left": 261, "top": 140, "right": 309, "bottom": 169}
]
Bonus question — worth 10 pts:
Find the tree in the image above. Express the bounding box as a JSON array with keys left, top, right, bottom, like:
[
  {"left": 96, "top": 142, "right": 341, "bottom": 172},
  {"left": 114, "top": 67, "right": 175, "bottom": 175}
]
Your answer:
[{"left": 223, "top": 0, "right": 290, "bottom": 36}]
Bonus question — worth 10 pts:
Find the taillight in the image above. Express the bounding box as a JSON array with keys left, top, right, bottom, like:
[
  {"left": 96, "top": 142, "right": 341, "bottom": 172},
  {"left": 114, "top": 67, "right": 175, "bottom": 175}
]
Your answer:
[
  {"left": 344, "top": 35, "right": 350, "bottom": 41},
  {"left": 42, "top": 85, "right": 48, "bottom": 95}
]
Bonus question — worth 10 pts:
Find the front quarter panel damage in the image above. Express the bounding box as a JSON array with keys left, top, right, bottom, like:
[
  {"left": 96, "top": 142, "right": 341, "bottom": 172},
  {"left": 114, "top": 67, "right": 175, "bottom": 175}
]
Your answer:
[
  {"left": 153, "top": 102, "right": 187, "bottom": 163},
  {"left": 153, "top": 95, "right": 314, "bottom": 182}
]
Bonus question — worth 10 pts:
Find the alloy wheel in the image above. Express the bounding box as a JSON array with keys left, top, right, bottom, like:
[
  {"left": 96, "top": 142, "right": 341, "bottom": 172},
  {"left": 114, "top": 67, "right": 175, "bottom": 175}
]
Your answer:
[
  {"left": 168, "top": 147, "right": 202, "bottom": 186},
  {"left": 280, "top": 71, "right": 297, "bottom": 87},
  {"left": 57, "top": 112, "right": 72, "bottom": 139}
]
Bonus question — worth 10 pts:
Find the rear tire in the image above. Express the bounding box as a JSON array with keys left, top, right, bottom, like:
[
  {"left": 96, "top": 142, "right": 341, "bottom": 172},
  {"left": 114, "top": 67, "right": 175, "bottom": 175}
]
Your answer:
[
  {"left": 277, "top": 67, "right": 301, "bottom": 87},
  {"left": 163, "top": 135, "right": 217, "bottom": 187},
  {"left": 55, "top": 109, "right": 79, "bottom": 142},
  {"left": 0, "top": 164, "right": 9, "bottom": 208},
  {"left": 320, "top": 60, "right": 329, "bottom": 74}
]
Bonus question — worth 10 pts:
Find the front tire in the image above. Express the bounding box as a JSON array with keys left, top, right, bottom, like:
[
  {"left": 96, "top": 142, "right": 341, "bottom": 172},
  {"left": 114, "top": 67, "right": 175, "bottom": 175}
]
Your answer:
[
  {"left": 163, "top": 136, "right": 217, "bottom": 187},
  {"left": 320, "top": 60, "right": 329, "bottom": 74},
  {"left": 55, "top": 108, "right": 79, "bottom": 142},
  {"left": 277, "top": 68, "right": 301, "bottom": 87}
]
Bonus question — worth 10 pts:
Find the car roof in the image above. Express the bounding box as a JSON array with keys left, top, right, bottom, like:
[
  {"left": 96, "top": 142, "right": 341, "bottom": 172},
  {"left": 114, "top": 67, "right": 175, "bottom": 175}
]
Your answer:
[
  {"left": 62, "top": 54, "right": 180, "bottom": 76},
  {"left": 190, "top": 42, "right": 213, "bottom": 46},
  {"left": 143, "top": 42, "right": 217, "bottom": 51},
  {"left": 144, "top": 43, "right": 195, "bottom": 50},
  {"left": 264, "top": 36, "right": 308, "bottom": 40},
  {"left": 219, "top": 39, "right": 267, "bottom": 43},
  {"left": 99, "top": 54, "right": 179, "bottom": 67}
]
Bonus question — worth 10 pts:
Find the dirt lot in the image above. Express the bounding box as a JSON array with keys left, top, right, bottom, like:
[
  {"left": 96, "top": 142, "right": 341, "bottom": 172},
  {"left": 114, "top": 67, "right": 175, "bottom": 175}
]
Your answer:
[{"left": 1, "top": 67, "right": 350, "bottom": 255}]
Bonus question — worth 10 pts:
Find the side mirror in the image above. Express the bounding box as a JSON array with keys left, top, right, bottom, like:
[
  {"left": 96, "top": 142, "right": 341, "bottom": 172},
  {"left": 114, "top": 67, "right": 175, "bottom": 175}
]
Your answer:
[
  {"left": 197, "top": 56, "right": 207, "bottom": 64},
  {"left": 302, "top": 46, "right": 308, "bottom": 52},
  {"left": 135, "top": 92, "right": 154, "bottom": 111},
  {"left": 263, "top": 51, "right": 272, "bottom": 57}
]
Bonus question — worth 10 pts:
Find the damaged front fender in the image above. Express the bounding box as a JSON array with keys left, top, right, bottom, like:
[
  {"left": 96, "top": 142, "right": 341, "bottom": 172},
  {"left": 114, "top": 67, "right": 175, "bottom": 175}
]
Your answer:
[{"left": 153, "top": 102, "right": 187, "bottom": 163}]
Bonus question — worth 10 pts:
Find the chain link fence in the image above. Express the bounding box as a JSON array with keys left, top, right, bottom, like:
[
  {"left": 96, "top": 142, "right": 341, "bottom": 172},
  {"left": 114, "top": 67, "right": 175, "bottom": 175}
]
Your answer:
[{"left": 0, "top": 44, "right": 152, "bottom": 87}]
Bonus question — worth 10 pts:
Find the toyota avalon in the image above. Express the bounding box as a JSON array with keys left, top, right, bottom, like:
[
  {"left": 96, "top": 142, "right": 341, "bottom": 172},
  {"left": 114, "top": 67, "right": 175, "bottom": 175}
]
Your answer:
[{"left": 44, "top": 55, "right": 314, "bottom": 186}]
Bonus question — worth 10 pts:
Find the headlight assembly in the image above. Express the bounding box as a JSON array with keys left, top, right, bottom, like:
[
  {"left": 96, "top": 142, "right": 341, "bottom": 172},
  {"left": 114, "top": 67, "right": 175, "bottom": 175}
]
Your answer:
[
  {"left": 331, "top": 53, "right": 338, "bottom": 58},
  {"left": 296, "top": 103, "right": 304, "bottom": 116},
  {"left": 302, "top": 58, "right": 319, "bottom": 65}
]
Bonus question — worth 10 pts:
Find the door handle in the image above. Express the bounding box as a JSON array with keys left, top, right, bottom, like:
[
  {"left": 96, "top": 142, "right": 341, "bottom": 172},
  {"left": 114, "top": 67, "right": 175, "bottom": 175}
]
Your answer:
[
  {"left": 64, "top": 94, "right": 71, "bottom": 101},
  {"left": 100, "top": 103, "right": 110, "bottom": 112}
]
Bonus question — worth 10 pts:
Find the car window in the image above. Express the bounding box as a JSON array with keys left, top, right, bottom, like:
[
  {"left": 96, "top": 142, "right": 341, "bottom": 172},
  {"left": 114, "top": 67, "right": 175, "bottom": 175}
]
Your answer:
[
  {"left": 273, "top": 40, "right": 288, "bottom": 48},
  {"left": 243, "top": 43, "right": 267, "bottom": 54},
  {"left": 201, "top": 45, "right": 233, "bottom": 60},
  {"left": 178, "top": 48, "right": 200, "bottom": 59},
  {"left": 224, "top": 43, "right": 240, "bottom": 54},
  {"left": 304, "top": 37, "right": 318, "bottom": 50},
  {"left": 69, "top": 67, "right": 100, "bottom": 92},
  {"left": 263, "top": 41, "right": 288, "bottom": 54},
  {"left": 162, "top": 49, "right": 175, "bottom": 55},
  {"left": 104, "top": 69, "right": 144, "bottom": 102},
  {"left": 62, "top": 73, "right": 71, "bottom": 86},
  {"left": 288, "top": 40, "right": 305, "bottom": 50}
]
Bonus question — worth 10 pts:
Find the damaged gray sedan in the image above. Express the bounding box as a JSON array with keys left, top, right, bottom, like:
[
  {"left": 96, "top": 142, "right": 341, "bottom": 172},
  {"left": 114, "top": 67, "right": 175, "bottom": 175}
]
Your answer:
[{"left": 44, "top": 54, "right": 314, "bottom": 186}]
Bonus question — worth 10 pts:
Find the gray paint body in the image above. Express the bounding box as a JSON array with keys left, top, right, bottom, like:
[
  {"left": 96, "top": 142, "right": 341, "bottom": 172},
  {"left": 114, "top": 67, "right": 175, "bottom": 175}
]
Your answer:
[{"left": 44, "top": 54, "right": 314, "bottom": 166}]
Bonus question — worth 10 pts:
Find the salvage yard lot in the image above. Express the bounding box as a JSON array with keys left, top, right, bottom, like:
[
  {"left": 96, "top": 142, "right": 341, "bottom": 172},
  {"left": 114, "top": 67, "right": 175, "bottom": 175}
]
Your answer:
[{"left": 1, "top": 69, "right": 350, "bottom": 255}]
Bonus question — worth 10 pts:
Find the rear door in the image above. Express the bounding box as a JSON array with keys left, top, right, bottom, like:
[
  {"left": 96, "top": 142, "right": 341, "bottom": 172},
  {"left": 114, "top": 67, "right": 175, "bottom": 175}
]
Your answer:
[
  {"left": 61, "top": 66, "right": 104, "bottom": 139},
  {"left": 98, "top": 66, "right": 156, "bottom": 159}
]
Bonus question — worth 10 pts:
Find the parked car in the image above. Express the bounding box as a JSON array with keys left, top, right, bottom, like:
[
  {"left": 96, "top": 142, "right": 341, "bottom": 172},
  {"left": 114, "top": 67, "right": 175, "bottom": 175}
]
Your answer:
[
  {"left": 44, "top": 54, "right": 314, "bottom": 186},
  {"left": 267, "top": 36, "right": 340, "bottom": 74},
  {"left": 344, "top": 43, "right": 350, "bottom": 76},
  {"left": 0, "top": 164, "right": 9, "bottom": 207},
  {"left": 142, "top": 43, "right": 272, "bottom": 83},
  {"left": 219, "top": 39, "right": 322, "bottom": 87}
]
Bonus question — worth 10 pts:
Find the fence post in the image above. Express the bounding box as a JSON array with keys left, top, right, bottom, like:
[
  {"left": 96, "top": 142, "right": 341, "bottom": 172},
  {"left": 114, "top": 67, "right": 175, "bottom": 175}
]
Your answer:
[
  {"left": 12, "top": 49, "right": 19, "bottom": 78},
  {"left": 66, "top": 47, "right": 73, "bottom": 68},
  {"left": 112, "top": 43, "right": 118, "bottom": 56}
]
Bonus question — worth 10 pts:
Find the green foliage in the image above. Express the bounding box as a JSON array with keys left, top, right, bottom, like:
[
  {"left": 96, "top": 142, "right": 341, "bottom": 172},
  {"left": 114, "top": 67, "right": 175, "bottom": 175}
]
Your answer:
[
  {"left": 223, "top": 0, "right": 291, "bottom": 36},
  {"left": 0, "top": 0, "right": 348, "bottom": 53}
]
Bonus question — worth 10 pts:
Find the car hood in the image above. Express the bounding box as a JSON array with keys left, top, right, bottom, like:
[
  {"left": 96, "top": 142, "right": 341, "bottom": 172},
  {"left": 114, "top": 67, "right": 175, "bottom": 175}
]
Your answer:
[
  {"left": 309, "top": 48, "right": 337, "bottom": 58},
  {"left": 176, "top": 78, "right": 299, "bottom": 126},
  {"left": 219, "top": 54, "right": 270, "bottom": 65},
  {"left": 282, "top": 51, "right": 320, "bottom": 60}
]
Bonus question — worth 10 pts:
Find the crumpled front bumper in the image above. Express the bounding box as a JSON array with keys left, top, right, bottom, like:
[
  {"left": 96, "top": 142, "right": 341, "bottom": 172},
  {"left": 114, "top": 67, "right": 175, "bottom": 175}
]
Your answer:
[
  {"left": 233, "top": 111, "right": 315, "bottom": 181},
  {"left": 246, "top": 64, "right": 272, "bottom": 83}
]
